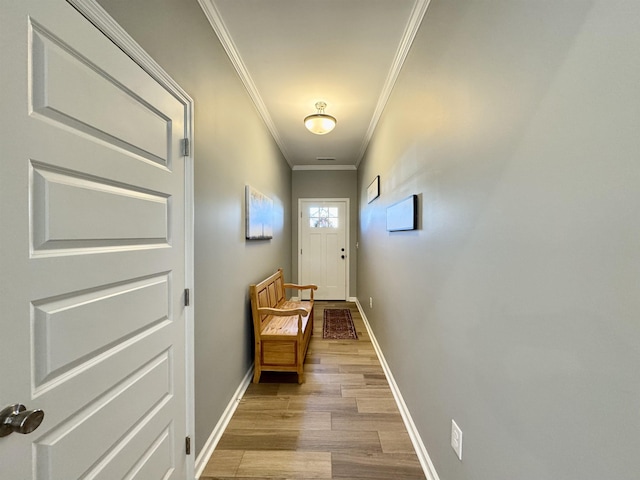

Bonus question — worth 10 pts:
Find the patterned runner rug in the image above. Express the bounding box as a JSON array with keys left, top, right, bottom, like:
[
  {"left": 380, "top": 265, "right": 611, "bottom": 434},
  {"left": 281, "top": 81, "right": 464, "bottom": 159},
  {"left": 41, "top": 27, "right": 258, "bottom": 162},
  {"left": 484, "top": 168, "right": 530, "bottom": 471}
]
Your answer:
[{"left": 323, "top": 309, "right": 358, "bottom": 340}]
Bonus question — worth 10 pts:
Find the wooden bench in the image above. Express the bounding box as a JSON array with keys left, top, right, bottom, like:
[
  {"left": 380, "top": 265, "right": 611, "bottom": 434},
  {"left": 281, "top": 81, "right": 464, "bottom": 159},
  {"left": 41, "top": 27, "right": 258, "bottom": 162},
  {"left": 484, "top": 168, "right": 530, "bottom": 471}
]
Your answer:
[{"left": 249, "top": 269, "right": 317, "bottom": 384}]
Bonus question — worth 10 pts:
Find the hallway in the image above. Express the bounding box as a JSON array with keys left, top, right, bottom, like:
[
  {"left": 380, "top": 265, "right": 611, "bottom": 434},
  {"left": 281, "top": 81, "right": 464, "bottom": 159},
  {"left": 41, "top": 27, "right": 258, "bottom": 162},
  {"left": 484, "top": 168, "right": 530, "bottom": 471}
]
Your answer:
[{"left": 200, "top": 302, "right": 426, "bottom": 479}]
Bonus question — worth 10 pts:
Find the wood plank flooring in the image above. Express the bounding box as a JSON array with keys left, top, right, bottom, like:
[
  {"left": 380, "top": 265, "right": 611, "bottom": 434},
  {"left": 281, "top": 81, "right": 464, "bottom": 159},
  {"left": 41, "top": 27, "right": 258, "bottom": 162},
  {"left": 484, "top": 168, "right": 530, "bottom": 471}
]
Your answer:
[{"left": 200, "top": 301, "right": 426, "bottom": 480}]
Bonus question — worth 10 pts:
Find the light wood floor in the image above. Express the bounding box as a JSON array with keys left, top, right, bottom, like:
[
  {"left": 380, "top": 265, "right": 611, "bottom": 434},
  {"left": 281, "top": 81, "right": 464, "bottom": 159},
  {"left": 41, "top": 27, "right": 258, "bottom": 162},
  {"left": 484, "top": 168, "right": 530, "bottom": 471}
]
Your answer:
[{"left": 200, "top": 301, "right": 426, "bottom": 479}]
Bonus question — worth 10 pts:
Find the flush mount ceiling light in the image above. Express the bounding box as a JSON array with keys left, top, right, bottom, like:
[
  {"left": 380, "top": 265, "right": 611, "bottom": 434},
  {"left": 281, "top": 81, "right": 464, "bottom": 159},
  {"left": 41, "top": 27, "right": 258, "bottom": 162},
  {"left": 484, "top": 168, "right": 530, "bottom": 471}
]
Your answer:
[{"left": 304, "top": 101, "right": 336, "bottom": 135}]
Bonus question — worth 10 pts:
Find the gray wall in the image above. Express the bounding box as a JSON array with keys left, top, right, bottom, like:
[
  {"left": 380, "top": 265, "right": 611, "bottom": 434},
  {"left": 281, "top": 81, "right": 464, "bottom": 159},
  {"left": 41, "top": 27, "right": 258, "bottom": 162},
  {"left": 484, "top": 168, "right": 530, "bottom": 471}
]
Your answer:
[
  {"left": 98, "top": 0, "right": 292, "bottom": 457},
  {"left": 357, "top": 1, "right": 640, "bottom": 479},
  {"left": 291, "top": 169, "right": 357, "bottom": 297}
]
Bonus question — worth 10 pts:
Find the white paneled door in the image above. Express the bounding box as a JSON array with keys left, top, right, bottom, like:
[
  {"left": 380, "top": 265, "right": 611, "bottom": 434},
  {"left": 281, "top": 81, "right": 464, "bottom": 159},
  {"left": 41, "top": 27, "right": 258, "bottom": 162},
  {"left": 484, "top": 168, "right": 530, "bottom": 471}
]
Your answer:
[
  {"left": 0, "top": 1, "right": 191, "bottom": 479},
  {"left": 299, "top": 200, "right": 348, "bottom": 300}
]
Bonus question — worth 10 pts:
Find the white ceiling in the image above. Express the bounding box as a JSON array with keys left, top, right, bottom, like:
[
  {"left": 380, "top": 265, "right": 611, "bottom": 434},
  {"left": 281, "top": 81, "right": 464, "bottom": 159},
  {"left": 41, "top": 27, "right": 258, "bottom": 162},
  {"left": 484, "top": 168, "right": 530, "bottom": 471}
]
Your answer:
[{"left": 198, "top": 0, "right": 429, "bottom": 169}]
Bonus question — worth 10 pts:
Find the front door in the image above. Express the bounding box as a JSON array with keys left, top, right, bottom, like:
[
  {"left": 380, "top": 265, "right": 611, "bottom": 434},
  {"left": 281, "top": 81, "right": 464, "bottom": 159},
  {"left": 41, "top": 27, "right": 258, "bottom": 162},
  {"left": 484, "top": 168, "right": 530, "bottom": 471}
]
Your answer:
[
  {"left": 0, "top": 1, "right": 190, "bottom": 478},
  {"left": 299, "top": 199, "right": 348, "bottom": 300}
]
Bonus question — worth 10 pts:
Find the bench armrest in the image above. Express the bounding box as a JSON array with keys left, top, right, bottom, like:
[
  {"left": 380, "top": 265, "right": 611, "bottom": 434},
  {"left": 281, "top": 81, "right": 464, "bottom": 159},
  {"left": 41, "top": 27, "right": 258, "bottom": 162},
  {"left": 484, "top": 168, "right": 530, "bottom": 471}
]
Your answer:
[
  {"left": 258, "top": 306, "right": 309, "bottom": 317},
  {"left": 284, "top": 283, "right": 318, "bottom": 291},
  {"left": 284, "top": 283, "right": 318, "bottom": 301},
  {"left": 258, "top": 306, "right": 310, "bottom": 336}
]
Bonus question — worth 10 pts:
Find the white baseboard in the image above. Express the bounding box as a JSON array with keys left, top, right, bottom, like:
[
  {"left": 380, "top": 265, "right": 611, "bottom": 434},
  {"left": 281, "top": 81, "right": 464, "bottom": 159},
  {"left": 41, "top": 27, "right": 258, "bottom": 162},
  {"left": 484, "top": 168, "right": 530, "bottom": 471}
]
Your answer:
[
  {"left": 354, "top": 298, "right": 441, "bottom": 480},
  {"left": 194, "top": 364, "right": 253, "bottom": 479},
  {"left": 292, "top": 297, "right": 357, "bottom": 302}
]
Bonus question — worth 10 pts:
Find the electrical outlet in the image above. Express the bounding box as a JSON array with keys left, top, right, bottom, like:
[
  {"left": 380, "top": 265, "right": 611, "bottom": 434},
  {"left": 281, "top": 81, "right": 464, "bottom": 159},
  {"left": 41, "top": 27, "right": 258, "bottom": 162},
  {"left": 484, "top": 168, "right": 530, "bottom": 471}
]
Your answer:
[
  {"left": 369, "top": 297, "right": 373, "bottom": 308},
  {"left": 451, "top": 419, "right": 463, "bottom": 460}
]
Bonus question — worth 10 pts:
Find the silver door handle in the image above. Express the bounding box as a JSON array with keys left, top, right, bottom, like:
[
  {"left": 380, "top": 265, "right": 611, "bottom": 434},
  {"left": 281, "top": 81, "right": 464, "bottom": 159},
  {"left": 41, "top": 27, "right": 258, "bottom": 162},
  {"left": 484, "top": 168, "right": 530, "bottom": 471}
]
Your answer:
[{"left": 0, "top": 404, "right": 45, "bottom": 437}]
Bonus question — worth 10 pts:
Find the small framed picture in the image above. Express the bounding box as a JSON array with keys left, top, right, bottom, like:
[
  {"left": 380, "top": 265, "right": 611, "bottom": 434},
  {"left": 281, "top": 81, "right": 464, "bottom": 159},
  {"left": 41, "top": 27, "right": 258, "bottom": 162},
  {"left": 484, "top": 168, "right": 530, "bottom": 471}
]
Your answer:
[{"left": 367, "top": 175, "right": 380, "bottom": 203}]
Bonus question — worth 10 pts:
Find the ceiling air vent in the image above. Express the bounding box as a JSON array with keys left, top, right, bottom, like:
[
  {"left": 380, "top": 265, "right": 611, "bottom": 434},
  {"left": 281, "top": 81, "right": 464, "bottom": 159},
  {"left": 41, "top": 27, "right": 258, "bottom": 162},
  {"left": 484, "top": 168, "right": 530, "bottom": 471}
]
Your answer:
[{"left": 316, "top": 157, "right": 336, "bottom": 161}]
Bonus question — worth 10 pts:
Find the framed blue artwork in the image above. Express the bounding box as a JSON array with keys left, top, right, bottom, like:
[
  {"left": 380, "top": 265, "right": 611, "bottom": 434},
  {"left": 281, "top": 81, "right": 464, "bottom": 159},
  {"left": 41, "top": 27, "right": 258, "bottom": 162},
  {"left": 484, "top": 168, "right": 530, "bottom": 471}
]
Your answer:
[{"left": 245, "top": 185, "right": 273, "bottom": 240}]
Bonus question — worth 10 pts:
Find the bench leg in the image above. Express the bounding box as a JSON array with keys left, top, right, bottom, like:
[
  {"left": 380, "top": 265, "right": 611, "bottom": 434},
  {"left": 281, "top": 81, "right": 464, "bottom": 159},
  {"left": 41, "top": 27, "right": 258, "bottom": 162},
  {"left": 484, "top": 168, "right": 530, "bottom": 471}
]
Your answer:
[
  {"left": 297, "top": 341, "right": 305, "bottom": 384},
  {"left": 253, "top": 342, "right": 262, "bottom": 383}
]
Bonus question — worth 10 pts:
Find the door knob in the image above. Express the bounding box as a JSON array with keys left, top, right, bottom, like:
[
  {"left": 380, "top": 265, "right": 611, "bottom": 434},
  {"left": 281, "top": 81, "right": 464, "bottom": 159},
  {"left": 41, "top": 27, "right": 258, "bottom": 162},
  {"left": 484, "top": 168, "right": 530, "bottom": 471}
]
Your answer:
[{"left": 0, "top": 404, "right": 45, "bottom": 437}]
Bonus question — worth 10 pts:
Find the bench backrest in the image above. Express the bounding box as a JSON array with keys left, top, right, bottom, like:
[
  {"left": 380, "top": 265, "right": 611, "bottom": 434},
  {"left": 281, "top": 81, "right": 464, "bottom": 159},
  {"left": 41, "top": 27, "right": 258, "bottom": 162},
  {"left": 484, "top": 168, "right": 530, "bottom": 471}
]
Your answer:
[{"left": 250, "top": 268, "right": 286, "bottom": 333}]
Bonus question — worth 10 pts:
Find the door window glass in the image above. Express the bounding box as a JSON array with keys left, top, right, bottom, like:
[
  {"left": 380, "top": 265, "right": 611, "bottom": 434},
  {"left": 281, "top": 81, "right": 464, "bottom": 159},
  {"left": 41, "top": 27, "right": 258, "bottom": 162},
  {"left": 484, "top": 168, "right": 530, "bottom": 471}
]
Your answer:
[{"left": 309, "top": 207, "right": 339, "bottom": 228}]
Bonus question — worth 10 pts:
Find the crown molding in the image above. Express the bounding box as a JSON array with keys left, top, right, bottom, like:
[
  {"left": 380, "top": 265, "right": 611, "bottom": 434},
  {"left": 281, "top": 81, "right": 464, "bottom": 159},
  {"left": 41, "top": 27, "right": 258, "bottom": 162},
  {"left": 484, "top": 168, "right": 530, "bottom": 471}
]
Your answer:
[
  {"left": 292, "top": 165, "right": 357, "bottom": 171},
  {"left": 197, "top": 0, "right": 294, "bottom": 167},
  {"left": 355, "top": 0, "right": 432, "bottom": 167}
]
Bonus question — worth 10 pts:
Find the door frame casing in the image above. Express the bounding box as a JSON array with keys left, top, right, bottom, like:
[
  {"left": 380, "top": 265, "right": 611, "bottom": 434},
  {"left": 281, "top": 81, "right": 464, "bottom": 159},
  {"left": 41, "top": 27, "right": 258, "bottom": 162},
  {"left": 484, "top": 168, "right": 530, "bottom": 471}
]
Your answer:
[
  {"left": 68, "top": 1, "right": 195, "bottom": 476},
  {"left": 297, "top": 197, "right": 350, "bottom": 301}
]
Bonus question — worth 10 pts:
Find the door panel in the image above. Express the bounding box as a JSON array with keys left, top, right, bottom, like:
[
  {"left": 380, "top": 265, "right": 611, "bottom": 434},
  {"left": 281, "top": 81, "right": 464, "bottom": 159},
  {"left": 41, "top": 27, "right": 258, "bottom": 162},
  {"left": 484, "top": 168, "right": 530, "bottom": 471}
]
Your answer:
[
  {"left": 32, "top": 274, "right": 170, "bottom": 388},
  {"left": 0, "top": 1, "right": 188, "bottom": 478},
  {"left": 299, "top": 200, "right": 348, "bottom": 300},
  {"left": 35, "top": 352, "right": 172, "bottom": 479},
  {"left": 30, "top": 16, "right": 181, "bottom": 166},
  {"left": 32, "top": 164, "right": 170, "bottom": 251}
]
